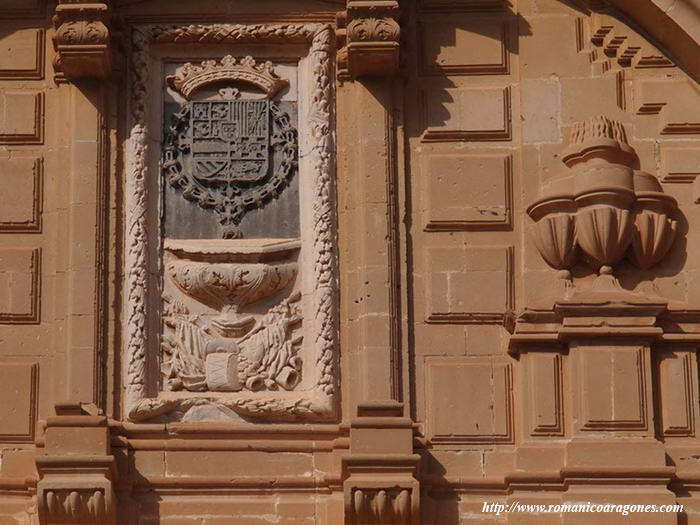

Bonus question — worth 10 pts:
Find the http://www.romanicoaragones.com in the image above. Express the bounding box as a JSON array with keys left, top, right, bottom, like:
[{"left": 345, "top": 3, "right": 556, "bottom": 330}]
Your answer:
[{"left": 482, "top": 502, "right": 684, "bottom": 517}]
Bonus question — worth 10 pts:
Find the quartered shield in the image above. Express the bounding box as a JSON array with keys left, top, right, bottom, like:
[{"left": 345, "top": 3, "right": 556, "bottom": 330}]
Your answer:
[{"left": 189, "top": 99, "right": 271, "bottom": 184}]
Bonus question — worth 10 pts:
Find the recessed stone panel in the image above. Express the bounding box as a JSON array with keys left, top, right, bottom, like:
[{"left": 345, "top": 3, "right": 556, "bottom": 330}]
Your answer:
[
  {"left": 658, "top": 351, "right": 696, "bottom": 437},
  {"left": 0, "top": 28, "right": 44, "bottom": 79},
  {"left": 0, "top": 91, "right": 44, "bottom": 144},
  {"left": 661, "top": 147, "right": 700, "bottom": 183},
  {"left": 0, "top": 248, "right": 40, "bottom": 324},
  {"left": 578, "top": 345, "right": 648, "bottom": 432},
  {"left": 426, "top": 357, "right": 513, "bottom": 444},
  {"left": 0, "top": 361, "right": 38, "bottom": 442},
  {"left": 528, "top": 352, "right": 563, "bottom": 436},
  {"left": 426, "top": 245, "right": 513, "bottom": 323},
  {"left": 419, "top": 17, "right": 508, "bottom": 75},
  {"left": 0, "top": 157, "right": 42, "bottom": 231},
  {"left": 424, "top": 154, "right": 512, "bottom": 231},
  {"left": 422, "top": 86, "right": 511, "bottom": 142},
  {"left": 0, "top": 0, "right": 45, "bottom": 18}
]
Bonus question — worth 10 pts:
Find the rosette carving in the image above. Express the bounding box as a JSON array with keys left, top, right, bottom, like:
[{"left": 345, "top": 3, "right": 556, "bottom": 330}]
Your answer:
[{"left": 527, "top": 116, "right": 679, "bottom": 278}]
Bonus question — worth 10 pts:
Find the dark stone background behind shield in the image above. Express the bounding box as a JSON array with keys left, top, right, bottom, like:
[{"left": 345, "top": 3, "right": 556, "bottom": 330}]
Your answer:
[{"left": 163, "top": 101, "right": 301, "bottom": 239}]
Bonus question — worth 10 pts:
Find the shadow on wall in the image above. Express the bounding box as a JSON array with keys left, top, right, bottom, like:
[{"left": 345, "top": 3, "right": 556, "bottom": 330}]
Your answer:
[{"left": 408, "top": 1, "right": 532, "bottom": 137}]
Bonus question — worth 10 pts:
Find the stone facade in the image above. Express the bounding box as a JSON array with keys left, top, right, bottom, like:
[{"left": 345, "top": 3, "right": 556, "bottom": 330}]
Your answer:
[{"left": 0, "top": 0, "right": 700, "bottom": 524}]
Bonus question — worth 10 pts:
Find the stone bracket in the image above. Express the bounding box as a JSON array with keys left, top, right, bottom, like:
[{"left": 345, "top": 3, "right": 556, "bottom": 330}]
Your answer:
[
  {"left": 336, "top": 0, "right": 401, "bottom": 80},
  {"left": 52, "top": 1, "right": 121, "bottom": 80},
  {"left": 342, "top": 402, "right": 420, "bottom": 525},
  {"left": 35, "top": 402, "right": 117, "bottom": 525}
]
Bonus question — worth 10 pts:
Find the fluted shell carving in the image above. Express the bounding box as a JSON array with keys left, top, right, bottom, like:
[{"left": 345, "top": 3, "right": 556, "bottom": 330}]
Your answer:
[
  {"left": 532, "top": 213, "right": 578, "bottom": 270},
  {"left": 167, "top": 260, "right": 297, "bottom": 313},
  {"left": 631, "top": 211, "right": 677, "bottom": 270},
  {"left": 575, "top": 206, "right": 634, "bottom": 268},
  {"left": 44, "top": 489, "right": 108, "bottom": 523},
  {"left": 527, "top": 115, "right": 679, "bottom": 277},
  {"left": 352, "top": 489, "right": 412, "bottom": 524}
]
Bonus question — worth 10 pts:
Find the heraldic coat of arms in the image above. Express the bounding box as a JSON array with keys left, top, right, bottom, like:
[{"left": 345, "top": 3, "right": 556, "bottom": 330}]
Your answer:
[{"left": 163, "top": 56, "right": 298, "bottom": 238}]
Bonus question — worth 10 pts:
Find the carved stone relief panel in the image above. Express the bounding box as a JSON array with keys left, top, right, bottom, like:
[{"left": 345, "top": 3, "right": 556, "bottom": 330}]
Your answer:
[{"left": 124, "top": 24, "right": 337, "bottom": 423}]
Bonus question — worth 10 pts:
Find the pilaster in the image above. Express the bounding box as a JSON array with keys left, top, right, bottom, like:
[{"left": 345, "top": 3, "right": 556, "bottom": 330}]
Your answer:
[
  {"left": 36, "top": 402, "right": 117, "bottom": 525},
  {"left": 342, "top": 402, "right": 420, "bottom": 525}
]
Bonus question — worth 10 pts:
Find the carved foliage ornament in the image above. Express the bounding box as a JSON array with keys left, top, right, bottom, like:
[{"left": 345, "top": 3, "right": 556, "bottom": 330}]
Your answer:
[
  {"left": 126, "top": 24, "right": 337, "bottom": 422},
  {"left": 164, "top": 56, "right": 297, "bottom": 239},
  {"left": 336, "top": 0, "right": 401, "bottom": 79},
  {"left": 161, "top": 241, "right": 303, "bottom": 394},
  {"left": 52, "top": 1, "right": 119, "bottom": 79},
  {"left": 528, "top": 116, "right": 679, "bottom": 276}
]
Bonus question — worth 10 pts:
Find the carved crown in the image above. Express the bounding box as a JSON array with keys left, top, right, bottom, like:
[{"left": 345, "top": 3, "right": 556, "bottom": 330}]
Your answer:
[{"left": 167, "top": 55, "right": 288, "bottom": 100}]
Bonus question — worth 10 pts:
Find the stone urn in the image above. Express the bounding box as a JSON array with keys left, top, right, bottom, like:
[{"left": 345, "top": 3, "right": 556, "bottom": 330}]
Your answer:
[
  {"left": 527, "top": 116, "right": 678, "bottom": 278},
  {"left": 164, "top": 238, "right": 299, "bottom": 337}
]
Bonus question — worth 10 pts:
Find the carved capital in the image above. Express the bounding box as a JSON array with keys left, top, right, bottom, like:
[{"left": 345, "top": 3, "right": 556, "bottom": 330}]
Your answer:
[
  {"left": 52, "top": 1, "right": 120, "bottom": 80},
  {"left": 36, "top": 402, "right": 117, "bottom": 525},
  {"left": 336, "top": 0, "right": 401, "bottom": 80},
  {"left": 342, "top": 402, "right": 420, "bottom": 525}
]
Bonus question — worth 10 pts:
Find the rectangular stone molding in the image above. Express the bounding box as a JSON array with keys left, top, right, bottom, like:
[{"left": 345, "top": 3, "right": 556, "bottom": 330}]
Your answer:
[
  {"left": 0, "top": 248, "right": 40, "bottom": 323},
  {"left": 657, "top": 349, "right": 697, "bottom": 437},
  {"left": 637, "top": 79, "right": 700, "bottom": 135},
  {"left": 423, "top": 154, "right": 512, "bottom": 231},
  {"left": 0, "top": 0, "right": 46, "bottom": 18},
  {"left": 421, "top": 86, "right": 511, "bottom": 142},
  {"left": 527, "top": 352, "right": 564, "bottom": 437},
  {"left": 0, "top": 361, "right": 38, "bottom": 442},
  {"left": 0, "top": 156, "right": 42, "bottom": 232},
  {"left": 0, "top": 91, "right": 44, "bottom": 144},
  {"left": 661, "top": 147, "right": 700, "bottom": 183},
  {"left": 124, "top": 23, "right": 338, "bottom": 423},
  {"left": 419, "top": 0, "right": 507, "bottom": 11},
  {"left": 0, "top": 27, "right": 44, "bottom": 79},
  {"left": 426, "top": 356, "right": 513, "bottom": 444},
  {"left": 426, "top": 245, "right": 513, "bottom": 323},
  {"left": 419, "top": 17, "right": 508, "bottom": 75},
  {"left": 574, "top": 344, "right": 650, "bottom": 433}
]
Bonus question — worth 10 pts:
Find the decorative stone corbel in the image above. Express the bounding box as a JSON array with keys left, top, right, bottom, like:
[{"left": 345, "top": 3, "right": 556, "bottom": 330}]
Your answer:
[
  {"left": 342, "top": 402, "right": 420, "bottom": 525},
  {"left": 336, "top": 0, "right": 401, "bottom": 80},
  {"left": 36, "top": 402, "right": 117, "bottom": 525},
  {"left": 52, "top": 0, "right": 120, "bottom": 80}
]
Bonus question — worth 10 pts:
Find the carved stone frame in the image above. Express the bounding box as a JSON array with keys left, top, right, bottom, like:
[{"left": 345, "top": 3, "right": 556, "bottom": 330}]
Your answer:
[{"left": 124, "top": 23, "right": 337, "bottom": 422}]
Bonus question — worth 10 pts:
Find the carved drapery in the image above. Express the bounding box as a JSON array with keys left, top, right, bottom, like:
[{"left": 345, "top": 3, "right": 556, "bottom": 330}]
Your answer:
[
  {"left": 336, "top": 0, "right": 401, "bottom": 79},
  {"left": 52, "top": 1, "right": 119, "bottom": 80},
  {"left": 125, "top": 24, "right": 337, "bottom": 422}
]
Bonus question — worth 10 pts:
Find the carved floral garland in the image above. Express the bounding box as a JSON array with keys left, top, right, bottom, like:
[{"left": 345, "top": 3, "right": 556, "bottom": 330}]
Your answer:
[{"left": 125, "top": 24, "right": 337, "bottom": 422}]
